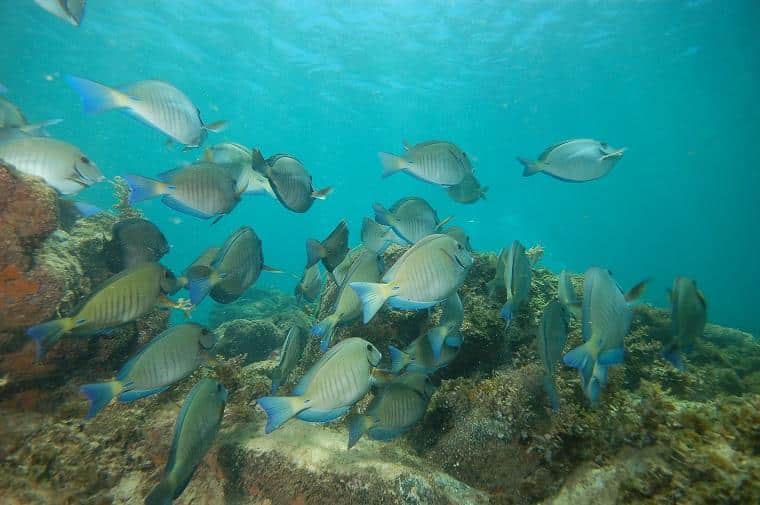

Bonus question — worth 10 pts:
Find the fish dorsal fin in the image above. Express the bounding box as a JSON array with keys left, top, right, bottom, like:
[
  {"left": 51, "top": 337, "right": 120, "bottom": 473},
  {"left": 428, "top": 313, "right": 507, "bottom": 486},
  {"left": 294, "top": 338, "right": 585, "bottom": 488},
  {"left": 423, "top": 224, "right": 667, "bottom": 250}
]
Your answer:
[
  {"left": 538, "top": 139, "right": 577, "bottom": 161},
  {"left": 157, "top": 166, "right": 185, "bottom": 182},
  {"left": 402, "top": 140, "right": 411, "bottom": 151}
]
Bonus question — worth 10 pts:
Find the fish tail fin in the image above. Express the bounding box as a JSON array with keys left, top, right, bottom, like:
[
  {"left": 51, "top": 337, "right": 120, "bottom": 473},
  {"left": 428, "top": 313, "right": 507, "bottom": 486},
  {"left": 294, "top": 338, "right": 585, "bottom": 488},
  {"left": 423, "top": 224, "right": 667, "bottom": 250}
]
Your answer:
[
  {"left": 662, "top": 348, "right": 685, "bottom": 371},
  {"left": 19, "top": 118, "right": 63, "bottom": 136},
  {"left": 427, "top": 326, "right": 448, "bottom": 361},
  {"left": 73, "top": 201, "right": 103, "bottom": 217},
  {"left": 79, "top": 381, "right": 123, "bottom": 419},
  {"left": 145, "top": 478, "right": 174, "bottom": 505},
  {"left": 186, "top": 265, "right": 217, "bottom": 305},
  {"left": 256, "top": 395, "right": 308, "bottom": 433},
  {"left": 349, "top": 282, "right": 391, "bottom": 323},
  {"left": 305, "top": 239, "right": 327, "bottom": 268},
  {"left": 311, "top": 187, "right": 333, "bottom": 200},
  {"left": 27, "top": 317, "right": 77, "bottom": 359},
  {"left": 598, "top": 347, "right": 625, "bottom": 366},
  {"left": 378, "top": 152, "right": 407, "bottom": 178},
  {"left": 500, "top": 301, "right": 514, "bottom": 324},
  {"left": 122, "top": 174, "right": 168, "bottom": 204},
  {"left": 517, "top": 157, "right": 544, "bottom": 177},
  {"left": 543, "top": 374, "right": 560, "bottom": 412},
  {"left": 388, "top": 345, "right": 410, "bottom": 373},
  {"left": 203, "top": 120, "right": 228, "bottom": 133},
  {"left": 312, "top": 315, "right": 338, "bottom": 352},
  {"left": 251, "top": 148, "right": 268, "bottom": 173},
  {"left": 562, "top": 342, "right": 592, "bottom": 370},
  {"left": 347, "top": 414, "right": 374, "bottom": 449},
  {"left": 65, "top": 75, "right": 132, "bottom": 114}
]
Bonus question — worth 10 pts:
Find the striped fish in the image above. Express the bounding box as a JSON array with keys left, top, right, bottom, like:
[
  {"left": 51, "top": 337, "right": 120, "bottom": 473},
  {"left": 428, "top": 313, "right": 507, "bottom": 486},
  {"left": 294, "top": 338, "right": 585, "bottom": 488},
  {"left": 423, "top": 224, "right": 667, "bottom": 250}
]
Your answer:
[
  {"left": 203, "top": 143, "right": 275, "bottom": 198},
  {"left": 294, "top": 263, "right": 322, "bottom": 303},
  {"left": 538, "top": 301, "right": 570, "bottom": 412},
  {"left": 305, "top": 220, "right": 349, "bottom": 273},
  {"left": 270, "top": 326, "right": 307, "bottom": 393},
  {"left": 447, "top": 172, "right": 488, "bottom": 203},
  {"left": 34, "top": 0, "right": 86, "bottom": 26},
  {"left": 373, "top": 196, "right": 450, "bottom": 244},
  {"left": 252, "top": 150, "right": 332, "bottom": 213},
  {"left": 66, "top": 76, "right": 226, "bottom": 148},
  {"left": 78, "top": 323, "right": 217, "bottom": 418},
  {"left": 558, "top": 269, "right": 581, "bottom": 320},
  {"left": 499, "top": 240, "right": 532, "bottom": 325},
  {"left": 378, "top": 140, "right": 472, "bottom": 187}
]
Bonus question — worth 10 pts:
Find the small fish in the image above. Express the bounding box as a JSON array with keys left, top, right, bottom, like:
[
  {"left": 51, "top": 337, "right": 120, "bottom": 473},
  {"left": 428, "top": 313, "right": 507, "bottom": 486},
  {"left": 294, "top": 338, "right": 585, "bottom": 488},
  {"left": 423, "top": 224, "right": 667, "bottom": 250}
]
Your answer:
[
  {"left": 351, "top": 234, "right": 473, "bottom": 323},
  {"left": 443, "top": 226, "right": 473, "bottom": 252},
  {"left": 499, "top": 241, "right": 532, "bottom": 325},
  {"left": 663, "top": 277, "right": 707, "bottom": 370},
  {"left": 305, "top": 219, "right": 349, "bottom": 273},
  {"left": 257, "top": 337, "right": 382, "bottom": 433},
  {"left": 361, "top": 217, "right": 404, "bottom": 254},
  {"left": 203, "top": 143, "right": 275, "bottom": 198},
  {"left": 347, "top": 372, "right": 434, "bottom": 448},
  {"left": 270, "top": 326, "right": 307, "bottom": 393},
  {"left": 486, "top": 248, "right": 509, "bottom": 296},
  {"left": 145, "top": 378, "right": 227, "bottom": 505},
  {"left": 79, "top": 323, "right": 217, "bottom": 418},
  {"left": 294, "top": 263, "right": 322, "bottom": 303},
  {"left": 331, "top": 246, "right": 364, "bottom": 286},
  {"left": 26, "top": 263, "right": 184, "bottom": 359},
  {"left": 538, "top": 301, "right": 570, "bottom": 412},
  {"left": 446, "top": 172, "right": 488, "bottom": 204},
  {"left": 0, "top": 97, "right": 62, "bottom": 138},
  {"left": 518, "top": 139, "right": 626, "bottom": 182},
  {"left": 202, "top": 142, "right": 250, "bottom": 165},
  {"left": 0, "top": 137, "right": 103, "bottom": 195},
  {"left": 177, "top": 246, "right": 220, "bottom": 288},
  {"left": 124, "top": 162, "right": 242, "bottom": 221},
  {"left": 389, "top": 331, "right": 462, "bottom": 375},
  {"left": 379, "top": 140, "right": 472, "bottom": 187},
  {"left": 252, "top": 149, "right": 331, "bottom": 213},
  {"left": 34, "top": 0, "right": 86, "bottom": 26},
  {"left": 106, "top": 218, "right": 169, "bottom": 270},
  {"left": 373, "top": 196, "right": 451, "bottom": 244},
  {"left": 66, "top": 76, "right": 226, "bottom": 148},
  {"left": 312, "top": 249, "right": 382, "bottom": 351},
  {"left": 426, "top": 292, "right": 464, "bottom": 361},
  {"left": 558, "top": 269, "right": 581, "bottom": 320}
]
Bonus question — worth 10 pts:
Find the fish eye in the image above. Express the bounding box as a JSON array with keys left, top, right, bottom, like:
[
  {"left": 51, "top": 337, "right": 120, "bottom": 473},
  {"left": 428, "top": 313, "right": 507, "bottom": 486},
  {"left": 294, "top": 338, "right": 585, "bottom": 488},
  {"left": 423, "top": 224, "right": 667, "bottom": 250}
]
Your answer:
[
  {"left": 80, "top": 156, "right": 91, "bottom": 164},
  {"left": 366, "top": 344, "right": 373, "bottom": 351}
]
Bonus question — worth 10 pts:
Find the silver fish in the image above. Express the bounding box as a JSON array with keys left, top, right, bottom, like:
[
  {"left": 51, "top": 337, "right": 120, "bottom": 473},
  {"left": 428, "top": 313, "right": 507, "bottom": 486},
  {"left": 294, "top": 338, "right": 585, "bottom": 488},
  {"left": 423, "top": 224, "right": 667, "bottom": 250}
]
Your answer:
[
  {"left": 538, "top": 301, "right": 570, "bottom": 412},
  {"left": 518, "top": 139, "right": 625, "bottom": 182},
  {"left": 499, "top": 241, "right": 532, "bottom": 325},
  {"left": 270, "top": 327, "right": 307, "bottom": 393},
  {"left": 558, "top": 269, "right": 581, "bottom": 320},
  {"left": 663, "top": 277, "right": 707, "bottom": 370},
  {"left": 426, "top": 292, "right": 464, "bottom": 361},
  {"left": 66, "top": 76, "right": 226, "bottom": 148},
  {"left": 361, "top": 217, "right": 404, "bottom": 254},
  {"left": 252, "top": 149, "right": 331, "bottom": 213},
  {"left": 331, "top": 246, "right": 364, "bottom": 286},
  {"left": 373, "top": 196, "right": 451, "bottom": 244},
  {"left": 390, "top": 330, "right": 462, "bottom": 375},
  {"left": 379, "top": 140, "right": 472, "bottom": 186},
  {"left": 34, "top": 0, "right": 86, "bottom": 26},
  {"left": 203, "top": 143, "right": 275, "bottom": 198},
  {"left": 447, "top": 172, "right": 488, "bottom": 203},
  {"left": 443, "top": 226, "right": 473, "bottom": 252},
  {"left": 294, "top": 263, "right": 322, "bottom": 303}
]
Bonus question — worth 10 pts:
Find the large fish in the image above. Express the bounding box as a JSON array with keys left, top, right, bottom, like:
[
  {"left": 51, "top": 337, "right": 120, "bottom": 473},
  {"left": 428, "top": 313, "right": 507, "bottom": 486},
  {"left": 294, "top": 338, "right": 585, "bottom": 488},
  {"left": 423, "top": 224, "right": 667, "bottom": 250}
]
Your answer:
[
  {"left": 558, "top": 269, "right": 581, "bottom": 320},
  {"left": 361, "top": 217, "right": 404, "bottom": 254},
  {"left": 270, "top": 326, "right": 307, "bottom": 393},
  {"left": 306, "top": 219, "right": 349, "bottom": 273},
  {"left": 124, "top": 162, "right": 242, "bottom": 222},
  {"left": 499, "top": 241, "right": 532, "bottom": 325},
  {"left": 257, "top": 337, "right": 382, "bottom": 433},
  {"left": 66, "top": 76, "right": 226, "bottom": 148},
  {"left": 351, "top": 234, "right": 473, "bottom": 323},
  {"left": 378, "top": 140, "right": 472, "bottom": 187},
  {"left": 538, "top": 301, "right": 570, "bottom": 412},
  {"left": 34, "top": 0, "right": 86, "bottom": 26},
  {"left": 518, "top": 139, "right": 625, "bottom": 182},
  {"left": 252, "top": 149, "right": 331, "bottom": 213},
  {"left": 0, "top": 137, "right": 103, "bottom": 195},
  {"left": 389, "top": 330, "right": 462, "bottom": 375},
  {"left": 663, "top": 277, "right": 707, "bottom": 370},
  {"left": 0, "top": 97, "right": 61, "bottom": 136},
  {"left": 145, "top": 378, "right": 227, "bottom": 505},
  {"left": 312, "top": 249, "right": 382, "bottom": 351},
  {"left": 106, "top": 218, "right": 169, "bottom": 270},
  {"left": 347, "top": 372, "right": 434, "bottom": 449},
  {"left": 203, "top": 143, "right": 275, "bottom": 198},
  {"left": 79, "top": 323, "right": 217, "bottom": 418},
  {"left": 446, "top": 172, "right": 488, "bottom": 204},
  {"left": 426, "top": 292, "right": 464, "bottom": 361},
  {"left": 373, "top": 196, "right": 451, "bottom": 244},
  {"left": 26, "top": 263, "right": 183, "bottom": 359},
  {"left": 294, "top": 263, "right": 322, "bottom": 303}
]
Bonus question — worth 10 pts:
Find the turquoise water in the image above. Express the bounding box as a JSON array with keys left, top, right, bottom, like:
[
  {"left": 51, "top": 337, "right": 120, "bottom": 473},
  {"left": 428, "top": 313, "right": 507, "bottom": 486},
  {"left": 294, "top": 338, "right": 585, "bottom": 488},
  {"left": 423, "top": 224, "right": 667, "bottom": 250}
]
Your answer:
[{"left": 1, "top": 0, "right": 758, "bottom": 335}]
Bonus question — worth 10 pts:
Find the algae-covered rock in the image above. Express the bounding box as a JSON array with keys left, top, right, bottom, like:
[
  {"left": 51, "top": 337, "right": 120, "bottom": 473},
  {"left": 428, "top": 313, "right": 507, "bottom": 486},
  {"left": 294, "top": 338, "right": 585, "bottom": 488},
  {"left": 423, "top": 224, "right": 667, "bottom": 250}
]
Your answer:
[{"left": 213, "top": 318, "right": 281, "bottom": 365}]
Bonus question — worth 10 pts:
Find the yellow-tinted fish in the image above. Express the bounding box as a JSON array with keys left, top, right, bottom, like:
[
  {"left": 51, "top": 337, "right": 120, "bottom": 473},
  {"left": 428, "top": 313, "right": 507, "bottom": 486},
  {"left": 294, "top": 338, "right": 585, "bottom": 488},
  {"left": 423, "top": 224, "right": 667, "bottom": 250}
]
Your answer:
[
  {"left": 447, "top": 172, "right": 488, "bottom": 203},
  {"left": 379, "top": 140, "right": 472, "bottom": 187},
  {"left": 663, "top": 277, "right": 707, "bottom": 370},
  {"left": 294, "top": 263, "right": 322, "bottom": 303}
]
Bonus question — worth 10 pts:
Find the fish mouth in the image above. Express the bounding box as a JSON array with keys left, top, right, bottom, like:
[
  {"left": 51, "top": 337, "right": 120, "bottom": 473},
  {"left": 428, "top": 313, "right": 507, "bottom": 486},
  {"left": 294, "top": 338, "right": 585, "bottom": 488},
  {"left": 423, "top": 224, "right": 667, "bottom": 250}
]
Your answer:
[{"left": 453, "top": 254, "right": 467, "bottom": 269}]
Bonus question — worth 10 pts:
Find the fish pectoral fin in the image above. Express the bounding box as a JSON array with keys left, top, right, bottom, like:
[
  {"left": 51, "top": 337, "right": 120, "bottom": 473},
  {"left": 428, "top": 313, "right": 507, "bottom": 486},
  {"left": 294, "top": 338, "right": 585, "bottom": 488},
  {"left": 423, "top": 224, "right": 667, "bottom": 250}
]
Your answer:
[
  {"left": 262, "top": 265, "right": 284, "bottom": 274},
  {"left": 204, "top": 120, "right": 229, "bottom": 133},
  {"left": 599, "top": 147, "right": 626, "bottom": 161}
]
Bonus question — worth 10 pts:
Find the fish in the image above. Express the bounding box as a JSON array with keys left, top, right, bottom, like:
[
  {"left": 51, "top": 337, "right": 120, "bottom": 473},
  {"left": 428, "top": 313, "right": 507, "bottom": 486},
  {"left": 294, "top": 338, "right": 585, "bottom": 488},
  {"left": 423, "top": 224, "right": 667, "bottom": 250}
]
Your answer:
[
  {"left": 562, "top": 268, "right": 647, "bottom": 402},
  {"left": 426, "top": 292, "right": 464, "bottom": 361},
  {"left": 361, "top": 217, "right": 404, "bottom": 254},
  {"left": 558, "top": 269, "right": 581, "bottom": 320},
  {"left": 177, "top": 246, "right": 220, "bottom": 288},
  {"left": 347, "top": 372, "right": 434, "bottom": 448},
  {"left": 389, "top": 331, "right": 462, "bottom": 375},
  {"left": 446, "top": 172, "right": 488, "bottom": 203},
  {"left": 378, "top": 140, "right": 472, "bottom": 187},
  {"left": 34, "top": 0, "right": 86, "bottom": 26},
  {"left": 312, "top": 249, "right": 383, "bottom": 351},
  {"left": 256, "top": 337, "right": 382, "bottom": 433},
  {"left": 203, "top": 142, "right": 250, "bottom": 165},
  {"left": 203, "top": 143, "right": 275, "bottom": 198},
  {"left": 252, "top": 149, "right": 331, "bottom": 213},
  {"left": 26, "top": 262, "right": 184, "bottom": 359},
  {"left": 186, "top": 226, "right": 275, "bottom": 305},
  {"left": 106, "top": 218, "right": 169, "bottom": 270},
  {"left": 270, "top": 326, "right": 307, "bottom": 393},
  {"left": 538, "top": 301, "right": 570, "bottom": 412},
  {"left": 294, "top": 263, "right": 322, "bottom": 303},
  {"left": 331, "top": 246, "right": 364, "bottom": 286},
  {"left": 0, "top": 137, "right": 103, "bottom": 195},
  {"left": 124, "top": 162, "right": 242, "bottom": 222},
  {"left": 0, "top": 97, "right": 62, "bottom": 138},
  {"left": 518, "top": 139, "right": 626, "bottom": 182},
  {"left": 305, "top": 219, "right": 349, "bottom": 273},
  {"left": 486, "top": 247, "right": 509, "bottom": 296},
  {"left": 66, "top": 76, "right": 226, "bottom": 148},
  {"left": 78, "top": 323, "right": 217, "bottom": 419},
  {"left": 498, "top": 241, "right": 532, "bottom": 325},
  {"left": 145, "top": 378, "right": 227, "bottom": 505},
  {"left": 373, "top": 196, "right": 451, "bottom": 244},
  {"left": 351, "top": 234, "right": 473, "bottom": 323},
  {"left": 443, "top": 226, "right": 473, "bottom": 252},
  {"left": 663, "top": 277, "right": 707, "bottom": 370}
]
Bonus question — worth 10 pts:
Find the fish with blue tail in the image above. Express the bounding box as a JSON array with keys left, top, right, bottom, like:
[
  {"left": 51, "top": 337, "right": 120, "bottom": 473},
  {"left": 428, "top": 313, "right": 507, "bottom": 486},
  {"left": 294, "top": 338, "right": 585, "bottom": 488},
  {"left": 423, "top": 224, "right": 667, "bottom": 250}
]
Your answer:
[
  {"left": 558, "top": 269, "right": 581, "bottom": 320},
  {"left": 426, "top": 292, "right": 464, "bottom": 362},
  {"left": 270, "top": 326, "right": 307, "bottom": 393},
  {"left": 537, "top": 301, "right": 570, "bottom": 412},
  {"left": 494, "top": 241, "right": 532, "bottom": 325},
  {"left": 79, "top": 323, "right": 217, "bottom": 419},
  {"left": 663, "top": 277, "right": 707, "bottom": 370},
  {"left": 257, "top": 337, "right": 382, "bottom": 433},
  {"left": 145, "top": 378, "right": 227, "bottom": 505},
  {"left": 389, "top": 330, "right": 462, "bottom": 375},
  {"left": 443, "top": 226, "right": 473, "bottom": 252},
  {"left": 202, "top": 142, "right": 275, "bottom": 198},
  {"left": 378, "top": 140, "right": 472, "bottom": 187},
  {"left": 252, "top": 149, "right": 332, "bottom": 213},
  {"left": 361, "top": 217, "right": 405, "bottom": 254},
  {"left": 305, "top": 219, "right": 349, "bottom": 275},
  {"left": 373, "top": 196, "right": 451, "bottom": 244}
]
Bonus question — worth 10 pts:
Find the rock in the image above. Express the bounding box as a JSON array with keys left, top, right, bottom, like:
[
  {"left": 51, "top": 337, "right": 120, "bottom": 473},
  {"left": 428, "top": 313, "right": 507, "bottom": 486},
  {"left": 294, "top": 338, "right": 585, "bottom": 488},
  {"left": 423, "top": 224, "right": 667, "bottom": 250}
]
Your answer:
[{"left": 214, "top": 319, "right": 281, "bottom": 365}]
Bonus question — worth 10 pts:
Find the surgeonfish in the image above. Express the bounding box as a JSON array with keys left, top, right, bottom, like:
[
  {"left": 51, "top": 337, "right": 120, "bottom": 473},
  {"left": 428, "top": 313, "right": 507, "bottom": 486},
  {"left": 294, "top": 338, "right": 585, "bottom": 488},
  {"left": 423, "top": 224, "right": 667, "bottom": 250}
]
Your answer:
[
  {"left": 66, "top": 76, "right": 226, "bottom": 148},
  {"left": 446, "top": 172, "right": 488, "bottom": 204},
  {"left": 538, "top": 301, "right": 570, "bottom": 412},
  {"left": 305, "top": 219, "right": 349, "bottom": 273},
  {"left": 0, "top": 137, "right": 103, "bottom": 195},
  {"left": 252, "top": 149, "right": 332, "bottom": 213},
  {"left": 518, "top": 139, "right": 625, "bottom": 182},
  {"left": 34, "top": 0, "right": 86, "bottom": 26},
  {"left": 26, "top": 262, "right": 184, "bottom": 359},
  {"left": 331, "top": 246, "right": 365, "bottom": 286},
  {"left": 663, "top": 277, "right": 707, "bottom": 370},
  {"left": 294, "top": 263, "right": 323, "bottom": 303},
  {"left": 558, "top": 269, "right": 581, "bottom": 320},
  {"left": 426, "top": 292, "right": 465, "bottom": 361},
  {"left": 347, "top": 372, "right": 435, "bottom": 449},
  {"left": 257, "top": 337, "right": 382, "bottom": 433},
  {"left": 105, "top": 218, "right": 169, "bottom": 270},
  {"left": 177, "top": 246, "right": 220, "bottom": 289},
  {"left": 0, "top": 96, "right": 62, "bottom": 136},
  {"left": 79, "top": 323, "right": 217, "bottom": 419},
  {"left": 361, "top": 217, "right": 404, "bottom": 254},
  {"left": 373, "top": 196, "right": 451, "bottom": 244},
  {"left": 443, "top": 226, "right": 473, "bottom": 252},
  {"left": 270, "top": 326, "right": 307, "bottom": 393},
  {"left": 312, "top": 249, "right": 382, "bottom": 351},
  {"left": 351, "top": 234, "right": 473, "bottom": 323},
  {"left": 378, "top": 140, "right": 472, "bottom": 187},
  {"left": 145, "top": 378, "right": 227, "bottom": 505},
  {"left": 202, "top": 142, "right": 275, "bottom": 198},
  {"left": 499, "top": 241, "right": 532, "bottom": 325},
  {"left": 389, "top": 331, "right": 462, "bottom": 375}
]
